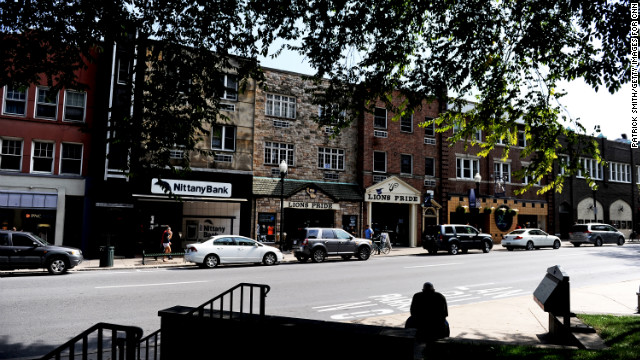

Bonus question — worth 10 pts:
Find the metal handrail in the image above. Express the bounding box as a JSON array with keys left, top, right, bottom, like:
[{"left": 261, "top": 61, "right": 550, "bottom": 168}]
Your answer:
[
  {"left": 39, "top": 322, "right": 143, "bottom": 360},
  {"left": 188, "top": 283, "right": 271, "bottom": 318},
  {"left": 138, "top": 329, "right": 161, "bottom": 360}
]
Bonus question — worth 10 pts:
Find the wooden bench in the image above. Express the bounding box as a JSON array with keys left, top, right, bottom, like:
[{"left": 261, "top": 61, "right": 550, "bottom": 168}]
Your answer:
[{"left": 142, "top": 250, "right": 186, "bottom": 265}]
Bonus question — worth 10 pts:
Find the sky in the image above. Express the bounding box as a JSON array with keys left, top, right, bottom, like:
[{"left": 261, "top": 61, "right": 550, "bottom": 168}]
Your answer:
[{"left": 258, "top": 48, "right": 630, "bottom": 143}]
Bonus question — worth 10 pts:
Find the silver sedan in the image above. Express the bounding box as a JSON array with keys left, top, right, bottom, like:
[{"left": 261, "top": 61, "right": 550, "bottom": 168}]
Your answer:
[
  {"left": 185, "top": 235, "right": 284, "bottom": 268},
  {"left": 501, "top": 229, "right": 562, "bottom": 251}
]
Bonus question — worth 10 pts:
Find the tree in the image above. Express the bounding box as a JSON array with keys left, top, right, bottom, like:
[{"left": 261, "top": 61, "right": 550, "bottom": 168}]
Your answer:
[{"left": 0, "top": 0, "right": 630, "bottom": 191}]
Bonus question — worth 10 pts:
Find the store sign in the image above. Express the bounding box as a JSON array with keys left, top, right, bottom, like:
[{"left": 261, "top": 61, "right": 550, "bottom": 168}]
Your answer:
[
  {"left": 365, "top": 178, "right": 420, "bottom": 204},
  {"left": 151, "top": 178, "right": 232, "bottom": 198},
  {"left": 285, "top": 201, "right": 341, "bottom": 210}
]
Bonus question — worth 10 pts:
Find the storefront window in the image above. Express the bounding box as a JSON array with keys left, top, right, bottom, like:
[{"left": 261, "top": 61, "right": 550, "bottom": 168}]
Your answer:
[
  {"left": 342, "top": 215, "right": 358, "bottom": 236},
  {"left": 257, "top": 213, "right": 276, "bottom": 242}
]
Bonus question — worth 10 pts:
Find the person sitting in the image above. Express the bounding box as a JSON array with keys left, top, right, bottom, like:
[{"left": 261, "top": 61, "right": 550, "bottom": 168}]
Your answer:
[{"left": 406, "top": 282, "right": 450, "bottom": 342}]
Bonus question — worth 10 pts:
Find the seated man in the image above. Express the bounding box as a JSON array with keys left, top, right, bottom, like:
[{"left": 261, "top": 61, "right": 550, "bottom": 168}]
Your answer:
[{"left": 406, "top": 282, "right": 449, "bottom": 342}]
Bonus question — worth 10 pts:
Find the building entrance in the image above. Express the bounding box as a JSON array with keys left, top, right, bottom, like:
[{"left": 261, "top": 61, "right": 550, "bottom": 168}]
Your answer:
[{"left": 371, "top": 203, "right": 410, "bottom": 246}]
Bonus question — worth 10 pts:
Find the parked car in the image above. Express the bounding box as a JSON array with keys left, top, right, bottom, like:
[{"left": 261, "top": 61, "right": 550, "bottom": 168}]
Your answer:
[
  {"left": 0, "top": 230, "right": 83, "bottom": 274},
  {"left": 184, "top": 235, "right": 284, "bottom": 268},
  {"left": 422, "top": 224, "right": 493, "bottom": 255},
  {"left": 501, "top": 228, "right": 562, "bottom": 251},
  {"left": 569, "top": 223, "right": 625, "bottom": 247},
  {"left": 291, "top": 227, "right": 373, "bottom": 263}
]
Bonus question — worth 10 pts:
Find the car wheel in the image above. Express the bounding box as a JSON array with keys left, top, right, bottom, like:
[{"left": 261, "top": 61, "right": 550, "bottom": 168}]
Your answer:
[
  {"left": 47, "top": 257, "right": 68, "bottom": 275},
  {"left": 506, "top": 247, "right": 514, "bottom": 251},
  {"left": 263, "top": 253, "right": 278, "bottom": 266},
  {"left": 526, "top": 241, "right": 534, "bottom": 251},
  {"left": 357, "top": 246, "right": 371, "bottom": 260},
  {"left": 482, "top": 240, "right": 492, "bottom": 253},
  {"left": 448, "top": 243, "right": 459, "bottom": 255},
  {"left": 594, "top": 238, "right": 603, "bottom": 247},
  {"left": 203, "top": 254, "right": 219, "bottom": 268},
  {"left": 341, "top": 255, "right": 352, "bottom": 260},
  {"left": 617, "top": 237, "right": 625, "bottom": 246},
  {"left": 572, "top": 243, "right": 581, "bottom": 247},
  {"left": 553, "top": 240, "right": 561, "bottom": 249},
  {"left": 312, "top": 249, "right": 326, "bottom": 263},
  {"left": 296, "top": 256, "right": 309, "bottom": 263}
]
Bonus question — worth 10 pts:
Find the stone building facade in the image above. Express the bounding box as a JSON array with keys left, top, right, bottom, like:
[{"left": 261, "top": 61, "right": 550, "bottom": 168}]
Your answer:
[{"left": 251, "top": 68, "right": 362, "bottom": 246}]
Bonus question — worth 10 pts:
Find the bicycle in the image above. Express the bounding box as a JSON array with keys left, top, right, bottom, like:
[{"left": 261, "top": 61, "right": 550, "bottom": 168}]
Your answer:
[{"left": 370, "top": 233, "right": 392, "bottom": 255}]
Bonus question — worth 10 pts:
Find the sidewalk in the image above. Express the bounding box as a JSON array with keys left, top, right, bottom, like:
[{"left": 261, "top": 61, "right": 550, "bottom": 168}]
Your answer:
[{"left": 58, "top": 245, "right": 640, "bottom": 346}]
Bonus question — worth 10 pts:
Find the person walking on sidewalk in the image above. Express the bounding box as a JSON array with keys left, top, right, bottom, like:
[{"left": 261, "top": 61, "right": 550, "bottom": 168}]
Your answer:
[
  {"left": 162, "top": 226, "right": 173, "bottom": 261},
  {"left": 406, "top": 282, "right": 449, "bottom": 342}
]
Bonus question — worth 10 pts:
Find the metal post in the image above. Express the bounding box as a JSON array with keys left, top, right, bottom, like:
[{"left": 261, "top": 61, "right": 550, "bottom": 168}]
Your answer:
[
  {"left": 593, "top": 188, "right": 597, "bottom": 222},
  {"left": 279, "top": 160, "right": 288, "bottom": 251}
]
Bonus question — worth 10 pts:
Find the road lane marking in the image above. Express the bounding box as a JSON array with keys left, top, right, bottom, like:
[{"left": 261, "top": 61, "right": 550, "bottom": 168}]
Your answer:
[
  {"left": 95, "top": 280, "right": 208, "bottom": 289},
  {"left": 312, "top": 301, "right": 376, "bottom": 312},
  {"left": 404, "top": 263, "right": 461, "bottom": 269}
]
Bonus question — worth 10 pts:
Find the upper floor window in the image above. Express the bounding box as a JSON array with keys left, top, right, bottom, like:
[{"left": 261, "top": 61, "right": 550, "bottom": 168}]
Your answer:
[
  {"left": 400, "top": 114, "right": 413, "bottom": 132},
  {"left": 400, "top": 154, "right": 413, "bottom": 175},
  {"left": 374, "top": 107, "right": 387, "bottom": 129},
  {"left": 117, "top": 56, "right": 131, "bottom": 84},
  {"left": 318, "top": 147, "right": 345, "bottom": 171},
  {"left": 577, "top": 157, "right": 603, "bottom": 180},
  {"left": 3, "top": 85, "right": 27, "bottom": 116},
  {"left": 373, "top": 151, "right": 386, "bottom": 173},
  {"left": 35, "top": 87, "right": 58, "bottom": 119},
  {"left": 609, "top": 162, "right": 631, "bottom": 183},
  {"left": 211, "top": 125, "right": 235, "bottom": 151},
  {"left": 63, "top": 90, "right": 86, "bottom": 122},
  {"left": 0, "top": 138, "right": 23, "bottom": 171},
  {"left": 425, "top": 157, "right": 435, "bottom": 177},
  {"left": 220, "top": 74, "right": 237, "bottom": 101},
  {"left": 494, "top": 162, "right": 511, "bottom": 183},
  {"left": 31, "top": 141, "right": 54, "bottom": 173},
  {"left": 424, "top": 117, "right": 435, "bottom": 137},
  {"left": 60, "top": 143, "right": 83, "bottom": 175},
  {"left": 453, "top": 124, "right": 481, "bottom": 141},
  {"left": 456, "top": 157, "right": 479, "bottom": 180},
  {"left": 558, "top": 154, "right": 570, "bottom": 175},
  {"left": 264, "top": 141, "right": 294, "bottom": 166},
  {"left": 266, "top": 94, "right": 296, "bottom": 119},
  {"left": 517, "top": 131, "right": 526, "bottom": 147}
]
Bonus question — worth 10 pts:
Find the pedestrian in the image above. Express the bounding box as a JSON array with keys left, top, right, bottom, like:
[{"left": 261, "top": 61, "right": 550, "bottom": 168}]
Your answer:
[
  {"left": 406, "top": 282, "right": 449, "bottom": 343},
  {"left": 162, "top": 226, "right": 173, "bottom": 262},
  {"left": 364, "top": 224, "right": 373, "bottom": 240}
]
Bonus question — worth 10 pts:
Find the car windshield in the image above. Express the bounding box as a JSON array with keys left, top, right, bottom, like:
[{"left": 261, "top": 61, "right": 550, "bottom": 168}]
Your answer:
[{"left": 30, "top": 233, "right": 48, "bottom": 245}]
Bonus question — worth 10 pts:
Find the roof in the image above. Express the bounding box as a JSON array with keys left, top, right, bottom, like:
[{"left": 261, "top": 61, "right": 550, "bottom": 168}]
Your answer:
[{"left": 252, "top": 177, "right": 363, "bottom": 202}]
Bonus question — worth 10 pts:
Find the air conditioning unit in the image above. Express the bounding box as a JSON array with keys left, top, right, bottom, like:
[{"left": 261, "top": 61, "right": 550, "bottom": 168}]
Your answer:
[
  {"left": 373, "top": 175, "right": 387, "bottom": 184},
  {"left": 273, "top": 120, "right": 291, "bottom": 128},
  {"left": 424, "top": 178, "right": 436, "bottom": 187},
  {"left": 374, "top": 130, "right": 388, "bottom": 138},
  {"left": 424, "top": 137, "right": 436, "bottom": 145}
]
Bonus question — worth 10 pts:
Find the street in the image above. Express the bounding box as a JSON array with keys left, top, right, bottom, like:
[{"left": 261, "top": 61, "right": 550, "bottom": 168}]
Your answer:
[{"left": 1, "top": 242, "right": 639, "bottom": 359}]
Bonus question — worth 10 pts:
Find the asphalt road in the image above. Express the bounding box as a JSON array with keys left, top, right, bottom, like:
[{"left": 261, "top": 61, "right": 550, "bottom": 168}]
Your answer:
[{"left": 1, "top": 242, "right": 639, "bottom": 359}]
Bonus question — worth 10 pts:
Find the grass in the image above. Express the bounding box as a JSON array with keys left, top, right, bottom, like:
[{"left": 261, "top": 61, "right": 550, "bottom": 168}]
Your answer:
[{"left": 422, "top": 314, "right": 640, "bottom": 360}]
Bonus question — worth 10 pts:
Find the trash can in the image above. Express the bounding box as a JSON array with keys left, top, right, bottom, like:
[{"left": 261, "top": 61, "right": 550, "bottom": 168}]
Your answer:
[{"left": 99, "top": 246, "right": 114, "bottom": 267}]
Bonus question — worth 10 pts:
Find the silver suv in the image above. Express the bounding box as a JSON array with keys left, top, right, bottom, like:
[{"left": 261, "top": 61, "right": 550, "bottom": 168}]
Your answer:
[
  {"left": 291, "top": 227, "right": 373, "bottom": 263},
  {"left": 569, "top": 223, "right": 625, "bottom": 247},
  {"left": 0, "top": 230, "right": 83, "bottom": 274}
]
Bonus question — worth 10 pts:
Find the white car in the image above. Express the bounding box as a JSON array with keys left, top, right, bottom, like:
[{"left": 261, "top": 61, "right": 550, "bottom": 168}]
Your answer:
[
  {"left": 185, "top": 235, "right": 284, "bottom": 268},
  {"left": 501, "top": 229, "right": 562, "bottom": 251}
]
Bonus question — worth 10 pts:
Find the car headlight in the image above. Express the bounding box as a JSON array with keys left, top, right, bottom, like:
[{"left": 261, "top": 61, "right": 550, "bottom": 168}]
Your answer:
[{"left": 67, "top": 250, "right": 80, "bottom": 255}]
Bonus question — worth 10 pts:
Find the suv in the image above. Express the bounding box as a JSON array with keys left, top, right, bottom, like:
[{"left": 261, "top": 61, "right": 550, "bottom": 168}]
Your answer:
[
  {"left": 569, "top": 223, "right": 625, "bottom": 247},
  {"left": 291, "top": 228, "right": 373, "bottom": 263},
  {"left": 0, "top": 230, "right": 83, "bottom": 274},
  {"left": 422, "top": 225, "right": 493, "bottom": 255}
]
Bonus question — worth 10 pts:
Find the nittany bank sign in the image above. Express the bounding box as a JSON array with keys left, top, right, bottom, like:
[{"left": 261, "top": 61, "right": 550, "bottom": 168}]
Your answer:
[{"left": 151, "top": 178, "right": 232, "bottom": 198}]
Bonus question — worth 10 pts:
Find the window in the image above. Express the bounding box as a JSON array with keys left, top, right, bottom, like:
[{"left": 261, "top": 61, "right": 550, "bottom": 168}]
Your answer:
[
  {"left": 373, "top": 151, "right": 386, "bottom": 173},
  {"left": 1, "top": 138, "right": 23, "bottom": 171},
  {"left": 424, "top": 117, "right": 435, "bottom": 137},
  {"left": 517, "top": 131, "right": 526, "bottom": 147},
  {"left": 266, "top": 94, "right": 296, "bottom": 119},
  {"left": 264, "top": 141, "right": 294, "bottom": 166},
  {"left": 35, "top": 87, "right": 58, "bottom": 119},
  {"left": 494, "top": 162, "right": 511, "bottom": 183},
  {"left": 117, "top": 56, "right": 131, "bottom": 84},
  {"left": 211, "top": 125, "right": 235, "bottom": 151},
  {"left": 12, "top": 233, "right": 36, "bottom": 247},
  {"left": 213, "top": 237, "right": 236, "bottom": 246},
  {"left": 558, "top": 155, "right": 570, "bottom": 175},
  {"left": 400, "top": 114, "right": 413, "bottom": 132},
  {"left": 456, "top": 157, "right": 479, "bottom": 179},
  {"left": 3, "top": 85, "right": 27, "bottom": 116},
  {"left": 453, "top": 124, "right": 481, "bottom": 141},
  {"left": 400, "top": 154, "right": 412, "bottom": 174},
  {"left": 318, "top": 104, "right": 345, "bottom": 124},
  {"left": 577, "top": 158, "right": 603, "bottom": 180},
  {"left": 60, "top": 143, "right": 82, "bottom": 175},
  {"left": 32, "top": 141, "right": 54, "bottom": 173},
  {"left": 374, "top": 107, "right": 386, "bottom": 129},
  {"left": 318, "top": 147, "right": 345, "bottom": 171},
  {"left": 220, "top": 74, "right": 237, "bottom": 101},
  {"left": 609, "top": 162, "right": 631, "bottom": 183},
  {"left": 425, "top": 157, "right": 435, "bottom": 177},
  {"left": 64, "top": 91, "right": 86, "bottom": 122}
]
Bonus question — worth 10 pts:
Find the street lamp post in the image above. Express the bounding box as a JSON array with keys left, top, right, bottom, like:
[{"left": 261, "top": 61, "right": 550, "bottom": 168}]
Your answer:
[
  {"left": 474, "top": 172, "right": 482, "bottom": 199},
  {"left": 279, "top": 160, "right": 288, "bottom": 250},
  {"left": 591, "top": 183, "right": 597, "bottom": 222}
]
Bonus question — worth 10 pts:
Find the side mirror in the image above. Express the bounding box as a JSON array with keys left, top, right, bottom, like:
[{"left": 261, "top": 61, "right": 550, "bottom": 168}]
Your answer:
[{"left": 32, "top": 241, "right": 40, "bottom": 247}]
